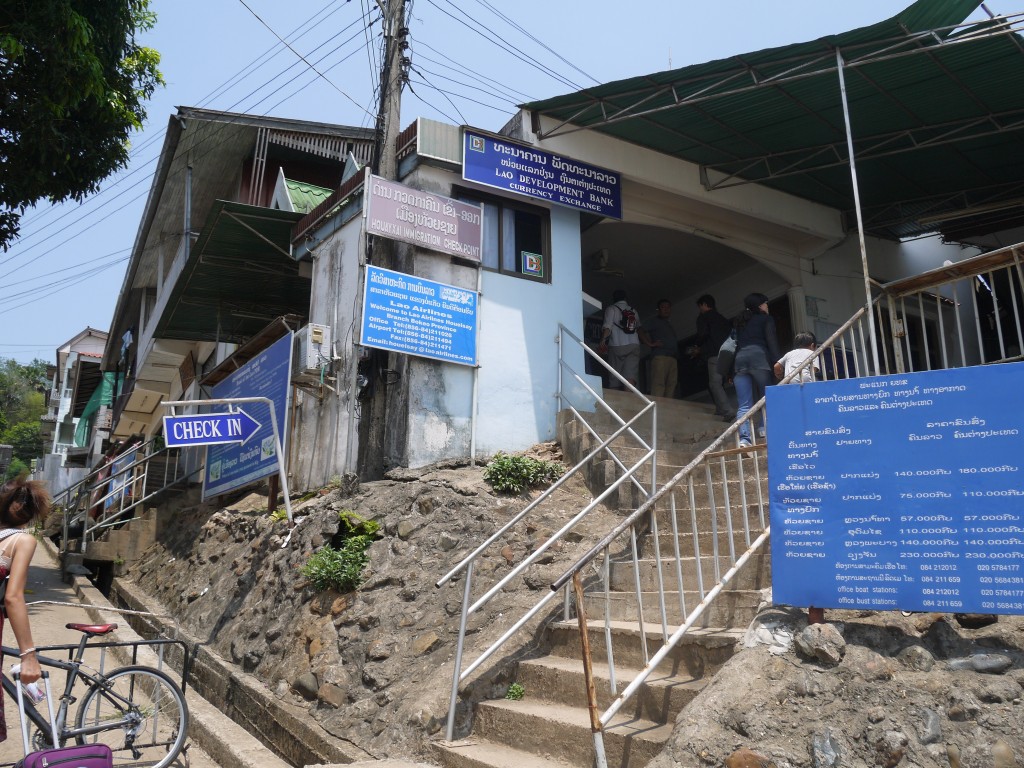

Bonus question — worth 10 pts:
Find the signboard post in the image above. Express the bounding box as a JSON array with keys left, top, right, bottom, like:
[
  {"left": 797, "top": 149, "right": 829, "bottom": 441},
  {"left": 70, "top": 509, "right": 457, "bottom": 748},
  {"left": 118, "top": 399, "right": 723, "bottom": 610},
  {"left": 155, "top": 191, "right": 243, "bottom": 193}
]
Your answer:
[
  {"left": 768, "top": 362, "right": 1024, "bottom": 615},
  {"left": 461, "top": 129, "right": 622, "bottom": 219}
]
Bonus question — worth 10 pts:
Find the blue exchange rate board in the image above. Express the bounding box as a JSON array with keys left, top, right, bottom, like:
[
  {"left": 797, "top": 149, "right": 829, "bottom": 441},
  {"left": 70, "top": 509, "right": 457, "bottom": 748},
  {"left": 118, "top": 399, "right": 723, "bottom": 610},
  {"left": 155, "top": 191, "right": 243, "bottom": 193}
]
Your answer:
[{"left": 767, "top": 361, "right": 1024, "bottom": 615}]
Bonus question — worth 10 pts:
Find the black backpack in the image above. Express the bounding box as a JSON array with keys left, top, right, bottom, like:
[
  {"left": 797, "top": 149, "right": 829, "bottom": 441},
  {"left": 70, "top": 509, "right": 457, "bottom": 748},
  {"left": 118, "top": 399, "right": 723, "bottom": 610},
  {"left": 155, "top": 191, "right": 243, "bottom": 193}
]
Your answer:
[{"left": 616, "top": 306, "right": 638, "bottom": 334}]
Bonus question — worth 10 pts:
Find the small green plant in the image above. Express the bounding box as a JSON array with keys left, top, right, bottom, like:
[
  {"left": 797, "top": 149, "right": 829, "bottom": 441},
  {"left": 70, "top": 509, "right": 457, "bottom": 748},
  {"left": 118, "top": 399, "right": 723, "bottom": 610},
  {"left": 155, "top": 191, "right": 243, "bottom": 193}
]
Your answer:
[
  {"left": 505, "top": 683, "right": 525, "bottom": 701},
  {"left": 339, "top": 509, "right": 380, "bottom": 537},
  {"left": 302, "top": 538, "right": 372, "bottom": 593},
  {"left": 328, "top": 474, "right": 343, "bottom": 489},
  {"left": 269, "top": 507, "right": 289, "bottom": 522},
  {"left": 301, "top": 510, "right": 381, "bottom": 593},
  {"left": 483, "top": 452, "right": 565, "bottom": 494}
]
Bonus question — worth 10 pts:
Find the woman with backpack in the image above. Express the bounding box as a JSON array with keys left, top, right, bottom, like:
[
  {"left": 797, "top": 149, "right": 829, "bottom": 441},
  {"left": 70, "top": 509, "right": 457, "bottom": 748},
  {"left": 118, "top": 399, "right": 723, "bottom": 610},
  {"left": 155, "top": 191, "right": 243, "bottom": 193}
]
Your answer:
[{"left": 733, "top": 293, "right": 781, "bottom": 448}]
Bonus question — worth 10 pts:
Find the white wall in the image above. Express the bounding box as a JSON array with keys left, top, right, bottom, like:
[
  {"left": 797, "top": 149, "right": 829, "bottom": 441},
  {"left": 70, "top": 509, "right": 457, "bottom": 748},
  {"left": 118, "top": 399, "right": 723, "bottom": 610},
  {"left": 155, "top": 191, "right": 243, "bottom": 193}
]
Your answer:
[{"left": 289, "top": 215, "right": 363, "bottom": 490}]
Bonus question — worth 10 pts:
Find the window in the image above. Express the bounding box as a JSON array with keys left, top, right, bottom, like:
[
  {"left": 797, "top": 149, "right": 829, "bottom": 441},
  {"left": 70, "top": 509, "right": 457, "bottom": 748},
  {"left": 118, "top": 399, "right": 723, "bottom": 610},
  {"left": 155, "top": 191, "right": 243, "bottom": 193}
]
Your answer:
[{"left": 458, "top": 190, "right": 550, "bottom": 283}]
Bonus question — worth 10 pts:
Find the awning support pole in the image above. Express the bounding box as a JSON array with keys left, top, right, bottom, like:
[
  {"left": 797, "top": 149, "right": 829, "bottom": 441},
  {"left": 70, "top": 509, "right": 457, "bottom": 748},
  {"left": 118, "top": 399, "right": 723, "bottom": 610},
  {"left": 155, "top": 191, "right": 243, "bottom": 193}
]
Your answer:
[{"left": 836, "top": 48, "right": 881, "bottom": 374}]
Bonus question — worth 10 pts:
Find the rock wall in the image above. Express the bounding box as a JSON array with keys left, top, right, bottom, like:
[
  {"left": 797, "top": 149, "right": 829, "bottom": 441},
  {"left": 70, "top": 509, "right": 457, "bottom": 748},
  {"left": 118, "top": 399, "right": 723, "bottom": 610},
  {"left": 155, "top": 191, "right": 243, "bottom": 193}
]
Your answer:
[{"left": 126, "top": 455, "right": 608, "bottom": 761}]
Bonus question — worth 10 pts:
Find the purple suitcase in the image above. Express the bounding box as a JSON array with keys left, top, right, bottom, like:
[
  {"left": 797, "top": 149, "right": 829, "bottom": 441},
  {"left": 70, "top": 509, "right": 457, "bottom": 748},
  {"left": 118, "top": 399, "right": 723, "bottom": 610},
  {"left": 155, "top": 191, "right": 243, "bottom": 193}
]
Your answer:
[{"left": 14, "top": 671, "right": 113, "bottom": 768}]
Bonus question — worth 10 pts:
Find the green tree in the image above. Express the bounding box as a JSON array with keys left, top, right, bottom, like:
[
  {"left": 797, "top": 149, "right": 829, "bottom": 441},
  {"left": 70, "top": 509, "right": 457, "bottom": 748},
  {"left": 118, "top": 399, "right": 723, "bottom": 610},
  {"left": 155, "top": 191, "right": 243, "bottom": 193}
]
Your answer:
[
  {"left": 2, "top": 421, "right": 44, "bottom": 462},
  {"left": 0, "top": 358, "right": 49, "bottom": 470},
  {"left": 0, "top": 0, "right": 163, "bottom": 248}
]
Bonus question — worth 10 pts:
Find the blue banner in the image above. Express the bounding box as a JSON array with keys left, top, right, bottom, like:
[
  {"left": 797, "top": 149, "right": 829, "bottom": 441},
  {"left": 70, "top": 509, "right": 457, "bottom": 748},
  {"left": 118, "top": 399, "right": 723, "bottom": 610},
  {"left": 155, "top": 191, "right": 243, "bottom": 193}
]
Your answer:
[
  {"left": 203, "top": 333, "right": 292, "bottom": 499},
  {"left": 462, "top": 130, "right": 622, "bottom": 219},
  {"left": 768, "top": 362, "right": 1024, "bottom": 614},
  {"left": 360, "top": 265, "right": 478, "bottom": 366}
]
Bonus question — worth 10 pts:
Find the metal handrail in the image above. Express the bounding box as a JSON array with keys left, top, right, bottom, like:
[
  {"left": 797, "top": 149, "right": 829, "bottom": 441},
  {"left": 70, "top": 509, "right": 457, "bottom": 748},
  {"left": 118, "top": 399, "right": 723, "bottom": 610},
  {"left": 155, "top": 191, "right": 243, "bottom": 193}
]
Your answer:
[{"left": 437, "top": 321, "right": 658, "bottom": 741}]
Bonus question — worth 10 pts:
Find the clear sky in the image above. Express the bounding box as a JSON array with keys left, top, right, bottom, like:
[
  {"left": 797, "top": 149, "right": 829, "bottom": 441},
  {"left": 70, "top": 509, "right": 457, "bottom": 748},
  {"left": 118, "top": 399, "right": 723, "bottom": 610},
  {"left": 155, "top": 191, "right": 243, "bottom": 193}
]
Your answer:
[{"left": 0, "top": 0, "right": 1011, "bottom": 365}]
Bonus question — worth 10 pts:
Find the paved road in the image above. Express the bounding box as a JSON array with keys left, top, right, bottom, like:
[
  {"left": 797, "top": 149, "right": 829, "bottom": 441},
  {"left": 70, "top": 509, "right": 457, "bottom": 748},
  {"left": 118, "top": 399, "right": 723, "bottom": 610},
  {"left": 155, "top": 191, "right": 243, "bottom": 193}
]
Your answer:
[{"left": 0, "top": 539, "right": 223, "bottom": 767}]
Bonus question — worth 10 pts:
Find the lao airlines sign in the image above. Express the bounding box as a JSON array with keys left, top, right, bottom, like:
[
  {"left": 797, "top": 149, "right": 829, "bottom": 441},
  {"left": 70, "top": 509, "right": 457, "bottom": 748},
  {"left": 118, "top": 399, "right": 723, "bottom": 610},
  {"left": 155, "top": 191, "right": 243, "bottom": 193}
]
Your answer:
[{"left": 162, "top": 409, "right": 261, "bottom": 448}]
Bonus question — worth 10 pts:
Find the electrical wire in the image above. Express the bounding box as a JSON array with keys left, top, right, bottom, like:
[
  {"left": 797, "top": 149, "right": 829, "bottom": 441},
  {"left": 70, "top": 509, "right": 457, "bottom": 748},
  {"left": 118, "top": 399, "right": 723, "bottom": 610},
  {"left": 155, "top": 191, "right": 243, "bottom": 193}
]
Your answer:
[
  {"left": 411, "top": 42, "right": 532, "bottom": 102},
  {"left": 7, "top": 1, "right": 364, "bottom": 259},
  {"left": 237, "top": 0, "right": 376, "bottom": 119},
  {"left": 424, "top": 0, "right": 582, "bottom": 91},
  {"left": 467, "top": 0, "right": 600, "bottom": 86},
  {"left": 1, "top": 7, "right": 378, "bottom": 280},
  {"left": 408, "top": 71, "right": 511, "bottom": 116},
  {"left": 412, "top": 62, "right": 520, "bottom": 108},
  {"left": 0, "top": 249, "right": 130, "bottom": 293}
]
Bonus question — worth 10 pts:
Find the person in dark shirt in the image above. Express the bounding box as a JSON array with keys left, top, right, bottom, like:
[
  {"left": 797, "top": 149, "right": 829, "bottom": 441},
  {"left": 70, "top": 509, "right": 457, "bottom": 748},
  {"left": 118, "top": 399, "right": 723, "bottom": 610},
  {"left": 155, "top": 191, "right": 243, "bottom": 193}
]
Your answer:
[
  {"left": 694, "top": 294, "right": 734, "bottom": 419},
  {"left": 734, "top": 292, "right": 781, "bottom": 448},
  {"left": 639, "top": 299, "right": 679, "bottom": 398}
]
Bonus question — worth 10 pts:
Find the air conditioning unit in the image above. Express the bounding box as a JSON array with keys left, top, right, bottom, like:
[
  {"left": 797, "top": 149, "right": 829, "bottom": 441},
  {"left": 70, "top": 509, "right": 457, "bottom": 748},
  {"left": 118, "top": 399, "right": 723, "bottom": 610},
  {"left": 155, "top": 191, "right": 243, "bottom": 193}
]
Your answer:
[{"left": 293, "top": 323, "right": 332, "bottom": 375}]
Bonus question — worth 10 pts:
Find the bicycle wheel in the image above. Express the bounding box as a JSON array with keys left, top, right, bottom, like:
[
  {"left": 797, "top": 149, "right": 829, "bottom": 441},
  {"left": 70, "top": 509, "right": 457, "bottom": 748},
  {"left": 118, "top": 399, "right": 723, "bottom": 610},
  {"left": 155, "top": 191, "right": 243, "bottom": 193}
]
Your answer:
[{"left": 74, "top": 665, "right": 189, "bottom": 768}]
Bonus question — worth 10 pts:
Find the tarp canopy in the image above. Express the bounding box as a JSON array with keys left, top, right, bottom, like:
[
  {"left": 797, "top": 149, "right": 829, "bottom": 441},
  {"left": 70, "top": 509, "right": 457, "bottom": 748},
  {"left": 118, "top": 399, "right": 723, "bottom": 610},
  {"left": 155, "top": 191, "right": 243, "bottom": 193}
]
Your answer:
[
  {"left": 525, "top": 0, "right": 1024, "bottom": 240},
  {"left": 154, "top": 201, "right": 310, "bottom": 342}
]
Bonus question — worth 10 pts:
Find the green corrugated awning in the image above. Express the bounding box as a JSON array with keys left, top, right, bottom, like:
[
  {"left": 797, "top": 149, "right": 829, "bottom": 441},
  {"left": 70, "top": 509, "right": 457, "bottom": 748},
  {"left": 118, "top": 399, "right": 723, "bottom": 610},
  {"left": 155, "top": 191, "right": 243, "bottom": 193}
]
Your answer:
[
  {"left": 154, "top": 201, "right": 310, "bottom": 342},
  {"left": 525, "top": 0, "right": 1024, "bottom": 240}
]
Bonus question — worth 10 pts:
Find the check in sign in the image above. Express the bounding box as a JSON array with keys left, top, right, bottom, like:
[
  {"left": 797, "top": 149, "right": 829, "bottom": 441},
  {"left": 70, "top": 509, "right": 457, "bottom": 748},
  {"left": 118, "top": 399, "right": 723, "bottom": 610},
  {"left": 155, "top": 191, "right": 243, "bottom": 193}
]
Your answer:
[
  {"left": 462, "top": 129, "right": 622, "bottom": 219},
  {"left": 163, "top": 410, "right": 261, "bottom": 448},
  {"left": 361, "top": 265, "right": 478, "bottom": 366}
]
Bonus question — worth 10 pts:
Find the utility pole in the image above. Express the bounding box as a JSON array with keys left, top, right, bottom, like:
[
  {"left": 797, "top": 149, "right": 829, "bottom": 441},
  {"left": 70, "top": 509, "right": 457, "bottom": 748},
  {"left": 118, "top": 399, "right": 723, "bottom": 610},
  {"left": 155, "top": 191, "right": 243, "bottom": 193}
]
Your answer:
[{"left": 358, "top": 0, "right": 408, "bottom": 479}]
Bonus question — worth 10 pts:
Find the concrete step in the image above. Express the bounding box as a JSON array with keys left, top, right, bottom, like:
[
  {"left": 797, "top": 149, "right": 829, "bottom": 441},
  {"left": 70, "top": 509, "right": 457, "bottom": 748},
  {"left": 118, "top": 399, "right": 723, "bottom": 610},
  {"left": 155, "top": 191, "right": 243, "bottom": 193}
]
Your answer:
[
  {"left": 473, "top": 697, "right": 671, "bottom": 768},
  {"left": 607, "top": 551, "right": 771, "bottom": 592},
  {"left": 433, "top": 737, "right": 575, "bottom": 768},
  {"left": 581, "top": 589, "right": 761, "bottom": 629},
  {"left": 546, "top": 622, "right": 741, "bottom": 677},
  {"left": 515, "top": 654, "right": 705, "bottom": 723}
]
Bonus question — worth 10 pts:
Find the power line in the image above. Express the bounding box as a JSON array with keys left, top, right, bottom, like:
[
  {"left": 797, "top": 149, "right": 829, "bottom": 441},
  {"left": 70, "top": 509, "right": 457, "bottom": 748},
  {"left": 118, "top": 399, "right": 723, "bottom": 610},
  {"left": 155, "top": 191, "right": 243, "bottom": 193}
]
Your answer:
[
  {"left": 411, "top": 42, "right": 533, "bottom": 102},
  {"left": 237, "top": 0, "right": 377, "bottom": 119},
  {"left": 468, "top": 0, "right": 600, "bottom": 86},
  {"left": 412, "top": 62, "right": 520, "bottom": 107},
  {"left": 424, "top": 0, "right": 582, "bottom": 91},
  {"left": 1, "top": 7, "right": 378, "bottom": 281},
  {"left": 17, "top": 0, "right": 351, "bottom": 235},
  {"left": 0, "top": 249, "right": 130, "bottom": 293}
]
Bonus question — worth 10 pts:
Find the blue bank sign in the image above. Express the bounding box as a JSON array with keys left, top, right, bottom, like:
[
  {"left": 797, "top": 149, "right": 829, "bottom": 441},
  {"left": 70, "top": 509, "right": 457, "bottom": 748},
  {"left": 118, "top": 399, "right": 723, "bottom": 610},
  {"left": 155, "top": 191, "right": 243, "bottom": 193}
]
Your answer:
[
  {"left": 462, "top": 129, "right": 622, "bottom": 219},
  {"left": 361, "top": 265, "right": 478, "bottom": 366},
  {"left": 767, "top": 362, "right": 1024, "bottom": 615},
  {"left": 163, "top": 409, "right": 261, "bottom": 448}
]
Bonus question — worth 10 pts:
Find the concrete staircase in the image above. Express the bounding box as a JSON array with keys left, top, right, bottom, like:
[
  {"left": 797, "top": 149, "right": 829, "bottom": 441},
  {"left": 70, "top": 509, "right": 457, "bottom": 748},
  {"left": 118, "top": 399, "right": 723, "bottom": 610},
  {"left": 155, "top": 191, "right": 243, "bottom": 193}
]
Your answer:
[
  {"left": 435, "top": 393, "right": 771, "bottom": 768},
  {"left": 83, "top": 506, "right": 158, "bottom": 564}
]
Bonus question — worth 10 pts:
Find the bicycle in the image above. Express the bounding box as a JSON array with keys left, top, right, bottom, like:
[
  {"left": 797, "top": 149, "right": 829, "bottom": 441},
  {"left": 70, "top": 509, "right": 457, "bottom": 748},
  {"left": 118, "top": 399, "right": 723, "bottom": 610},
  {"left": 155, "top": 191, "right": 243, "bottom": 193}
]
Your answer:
[{"left": 2, "top": 622, "right": 189, "bottom": 768}]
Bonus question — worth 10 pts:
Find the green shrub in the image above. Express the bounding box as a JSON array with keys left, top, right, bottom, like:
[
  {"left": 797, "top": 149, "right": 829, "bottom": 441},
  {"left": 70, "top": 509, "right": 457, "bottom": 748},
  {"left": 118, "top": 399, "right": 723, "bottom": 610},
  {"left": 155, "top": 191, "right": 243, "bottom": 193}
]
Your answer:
[
  {"left": 505, "top": 683, "right": 525, "bottom": 700},
  {"left": 302, "top": 537, "right": 373, "bottom": 593},
  {"left": 483, "top": 452, "right": 565, "bottom": 494},
  {"left": 301, "top": 510, "right": 381, "bottom": 593}
]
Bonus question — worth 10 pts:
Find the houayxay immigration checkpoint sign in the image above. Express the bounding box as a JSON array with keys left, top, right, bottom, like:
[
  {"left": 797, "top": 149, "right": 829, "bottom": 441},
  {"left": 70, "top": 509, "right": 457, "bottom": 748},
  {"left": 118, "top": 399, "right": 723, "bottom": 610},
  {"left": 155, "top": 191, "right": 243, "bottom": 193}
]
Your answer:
[
  {"left": 767, "top": 362, "right": 1024, "bottom": 615},
  {"left": 365, "top": 173, "right": 483, "bottom": 262},
  {"left": 462, "top": 129, "right": 622, "bottom": 219}
]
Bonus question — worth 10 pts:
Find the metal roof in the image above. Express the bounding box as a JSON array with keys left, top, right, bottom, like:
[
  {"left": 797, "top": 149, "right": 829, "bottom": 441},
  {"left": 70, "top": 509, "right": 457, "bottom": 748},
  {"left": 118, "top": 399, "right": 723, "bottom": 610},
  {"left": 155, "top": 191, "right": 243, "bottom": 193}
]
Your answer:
[
  {"left": 153, "top": 201, "right": 310, "bottom": 342},
  {"left": 525, "top": 0, "right": 1024, "bottom": 241}
]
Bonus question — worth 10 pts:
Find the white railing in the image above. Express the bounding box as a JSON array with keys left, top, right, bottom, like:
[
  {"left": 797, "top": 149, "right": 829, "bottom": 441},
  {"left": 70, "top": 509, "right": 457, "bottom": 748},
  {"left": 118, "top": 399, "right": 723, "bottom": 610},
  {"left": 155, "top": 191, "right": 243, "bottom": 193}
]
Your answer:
[{"left": 435, "top": 324, "right": 658, "bottom": 741}]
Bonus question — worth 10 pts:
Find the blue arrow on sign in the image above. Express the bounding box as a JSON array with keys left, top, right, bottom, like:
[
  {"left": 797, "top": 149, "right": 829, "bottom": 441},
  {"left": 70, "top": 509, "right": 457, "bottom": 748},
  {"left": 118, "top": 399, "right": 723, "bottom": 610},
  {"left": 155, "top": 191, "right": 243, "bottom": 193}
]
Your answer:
[{"left": 162, "top": 409, "right": 262, "bottom": 448}]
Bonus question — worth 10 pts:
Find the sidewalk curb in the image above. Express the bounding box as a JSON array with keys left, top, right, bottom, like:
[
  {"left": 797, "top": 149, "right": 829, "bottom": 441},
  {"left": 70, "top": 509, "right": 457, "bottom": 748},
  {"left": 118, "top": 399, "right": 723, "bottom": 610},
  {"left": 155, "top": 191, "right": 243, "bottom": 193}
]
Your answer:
[{"left": 40, "top": 537, "right": 291, "bottom": 768}]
